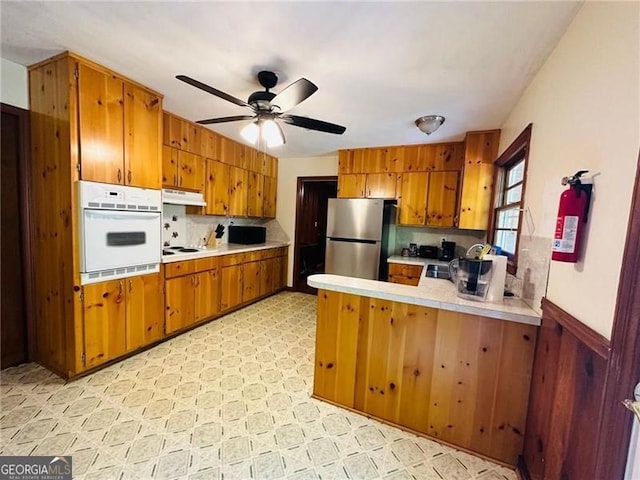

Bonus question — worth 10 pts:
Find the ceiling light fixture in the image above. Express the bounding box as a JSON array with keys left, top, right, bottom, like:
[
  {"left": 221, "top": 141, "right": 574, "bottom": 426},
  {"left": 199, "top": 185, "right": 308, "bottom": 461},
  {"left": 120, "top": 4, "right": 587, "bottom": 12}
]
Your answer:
[
  {"left": 415, "top": 115, "right": 445, "bottom": 135},
  {"left": 240, "top": 117, "right": 285, "bottom": 148}
]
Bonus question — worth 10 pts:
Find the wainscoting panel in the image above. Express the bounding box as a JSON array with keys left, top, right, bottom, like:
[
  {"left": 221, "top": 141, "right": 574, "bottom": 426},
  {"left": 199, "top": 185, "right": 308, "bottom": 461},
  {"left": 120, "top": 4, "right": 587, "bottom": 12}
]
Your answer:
[{"left": 521, "top": 298, "right": 610, "bottom": 479}]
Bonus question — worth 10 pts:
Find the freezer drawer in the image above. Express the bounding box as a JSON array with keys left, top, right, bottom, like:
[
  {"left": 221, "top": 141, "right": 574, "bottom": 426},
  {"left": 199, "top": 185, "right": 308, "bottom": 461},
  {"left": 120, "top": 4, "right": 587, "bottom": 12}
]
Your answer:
[{"left": 325, "top": 238, "right": 381, "bottom": 280}]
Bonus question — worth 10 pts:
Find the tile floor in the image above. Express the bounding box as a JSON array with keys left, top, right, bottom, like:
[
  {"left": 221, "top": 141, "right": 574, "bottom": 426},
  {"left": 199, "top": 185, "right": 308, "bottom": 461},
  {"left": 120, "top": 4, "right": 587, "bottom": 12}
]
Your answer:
[{"left": 0, "top": 292, "right": 518, "bottom": 480}]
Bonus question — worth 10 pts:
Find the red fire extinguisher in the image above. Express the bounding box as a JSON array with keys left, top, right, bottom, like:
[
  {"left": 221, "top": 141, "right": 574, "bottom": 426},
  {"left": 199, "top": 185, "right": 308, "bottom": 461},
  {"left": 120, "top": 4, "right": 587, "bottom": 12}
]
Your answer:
[{"left": 552, "top": 170, "right": 593, "bottom": 263}]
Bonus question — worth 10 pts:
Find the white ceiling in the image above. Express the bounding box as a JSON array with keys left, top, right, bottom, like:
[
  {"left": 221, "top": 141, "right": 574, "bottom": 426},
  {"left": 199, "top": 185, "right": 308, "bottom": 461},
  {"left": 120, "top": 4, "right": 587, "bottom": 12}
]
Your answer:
[{"left": 1, "top": 1, "right": 581, "bottom": 158}]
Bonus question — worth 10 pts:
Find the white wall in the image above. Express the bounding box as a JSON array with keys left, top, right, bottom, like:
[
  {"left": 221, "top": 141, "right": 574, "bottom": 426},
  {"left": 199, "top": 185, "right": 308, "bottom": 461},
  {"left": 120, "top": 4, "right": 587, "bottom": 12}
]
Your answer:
[
  {"left": 498, "top": 2, "right": 639, "bottom": 338},
  {"left": 1, "top": 58, "right": 28, "bottom": 109},
  {"left": 276, "top": 154, "right": 338, "bottom": 286}
]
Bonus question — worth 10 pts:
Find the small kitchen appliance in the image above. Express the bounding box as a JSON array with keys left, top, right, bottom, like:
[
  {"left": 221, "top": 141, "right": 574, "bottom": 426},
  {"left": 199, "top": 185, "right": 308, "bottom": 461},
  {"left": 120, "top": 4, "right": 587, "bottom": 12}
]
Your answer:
[
  {"left": 228, "top": 225, "right": 266, "bottom": 245},
  {"left": 419, "top": 245, "right": 439, "bottom": 259},
  {"left": 440, "top": 241, "right": 456, "bottom": 261},
  {"left": 449, "top": 258, "right": 493, "bottom": 301}
]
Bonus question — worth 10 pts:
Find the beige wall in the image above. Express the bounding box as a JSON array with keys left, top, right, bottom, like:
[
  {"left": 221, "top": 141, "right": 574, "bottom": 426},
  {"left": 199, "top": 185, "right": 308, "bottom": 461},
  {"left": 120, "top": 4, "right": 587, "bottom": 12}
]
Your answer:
[
  {"left": 499, "top": 2, "right": 639, "bottom": 338},
  {"left": 1, "top": 58, "right": 28, "bottom": 109},
  {"left": 276, "top": 154, "right": 339, "bottom": 286}
]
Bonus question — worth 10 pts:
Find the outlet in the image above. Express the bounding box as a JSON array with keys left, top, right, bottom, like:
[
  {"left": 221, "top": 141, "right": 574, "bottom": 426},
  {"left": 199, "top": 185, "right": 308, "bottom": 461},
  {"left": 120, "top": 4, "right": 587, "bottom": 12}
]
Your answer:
[{"left": 441, "top": 237, "right": 447, "bottom": 243}]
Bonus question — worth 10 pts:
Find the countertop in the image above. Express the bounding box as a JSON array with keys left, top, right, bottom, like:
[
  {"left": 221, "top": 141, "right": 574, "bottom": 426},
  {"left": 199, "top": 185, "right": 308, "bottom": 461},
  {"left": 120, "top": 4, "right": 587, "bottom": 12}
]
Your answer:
[
  {"left": 307, "top": 273, "right": 540, "bottom": 326},
  {"left": 162, "top": 241, "right": 289, "bottom": 263}
]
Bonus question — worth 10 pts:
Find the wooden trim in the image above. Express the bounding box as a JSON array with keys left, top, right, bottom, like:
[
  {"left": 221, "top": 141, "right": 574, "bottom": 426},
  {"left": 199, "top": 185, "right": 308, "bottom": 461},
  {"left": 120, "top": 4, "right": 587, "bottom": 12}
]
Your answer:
[
  {"left": 595, "top": 150, "right": 640, "bottom": 479},
  {"left": 540, "top": 297, "right": 610, "bottom": 360},
  {"left": 516, "top": 456, "right": 531, "bottom": 480},
  {"left": 292, "top": 176, "right": 338, "bottom": 293},
  {"left": 1, "top": 103, "right": 35, "bottom": 362}
]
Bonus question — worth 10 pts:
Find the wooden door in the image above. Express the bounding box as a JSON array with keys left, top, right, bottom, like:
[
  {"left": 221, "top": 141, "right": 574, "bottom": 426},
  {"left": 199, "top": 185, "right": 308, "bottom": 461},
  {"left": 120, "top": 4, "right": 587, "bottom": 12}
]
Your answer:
[
  {"left": 426, "top": 171, "right": 459, "bottom": 227},
  {"left": 459, "top": 163, "right": 495, "bottom": 230},
  {"left": 83, "top": 280, "right": 127, "bottom": 368},
  {"left": 366, "top": 173, "right": 397, "bottom": 198},
  {"left": 162, "top": 145, "right": 179, "bottom": 187},
  {"left": 228, "top": 166, "right": 248, "bottom": 216},
  {"left": 259, "top": 258, "right": 277, "bottom": 296},
  {"left": 163, "top": 111, "right": 184, "bottom": 149},
  {"left": 126, "top": 273, "right": 163, "bottom": 351},
  {"left": 123, "top": 83, "right": 161, "bottom": 189},
  {"left": 242, "top": 261, "right": 261, "bottom": 303},
  {"left": 205, "top": 159, "right": 229, "bottom": 216},
  {"left": 399, "top": 172, "right": 429, "bottom": 225},
  {"left": 178, "top": 151, "right": 204, "bottom": 190},
  {"left": 247, "top": 172, "right": 264, "bottom": 217},
  {"left": 220, "top": 264, "right": 243, "bottom": 311},
  {"left": 263, "top": 176, "right": 277, "bottom": 218},
  {"left": 77, "top": 62, "right": 124, "bottom": 184},
  {"left": 165, "top": 275, "right": 195, "bottom": 334},
  {"left": 194, "top": 269, "right": 220, "bottom": 322},
  {"left": 338, "top": 174, "right": 366, "bottom": 198}
]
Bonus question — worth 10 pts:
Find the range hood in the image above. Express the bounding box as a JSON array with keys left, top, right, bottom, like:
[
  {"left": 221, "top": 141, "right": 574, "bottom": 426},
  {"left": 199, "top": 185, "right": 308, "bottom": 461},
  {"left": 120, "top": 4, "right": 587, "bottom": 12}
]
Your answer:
[{"left": 162, "top": 188, "right": 207, "bottom": 207}]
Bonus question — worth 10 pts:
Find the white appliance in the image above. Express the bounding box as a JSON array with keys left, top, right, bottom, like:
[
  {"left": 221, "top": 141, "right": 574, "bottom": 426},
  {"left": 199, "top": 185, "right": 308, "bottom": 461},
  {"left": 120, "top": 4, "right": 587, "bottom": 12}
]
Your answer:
[
  {"left": 325, "top": 198, "right": 396, "bottom": 280},
  {"left": 78, "top": 181, "right": 161, "bottom": 285},
  {"left": 162, "top": 188, "right": 206, "bottom": 206}
]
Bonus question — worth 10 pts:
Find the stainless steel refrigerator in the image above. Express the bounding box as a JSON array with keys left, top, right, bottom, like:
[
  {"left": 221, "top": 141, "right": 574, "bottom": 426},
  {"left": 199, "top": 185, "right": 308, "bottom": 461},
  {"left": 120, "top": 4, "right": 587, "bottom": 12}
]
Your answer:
[{"left": 325, "top": 198, "right": 396, "bottom": 280}]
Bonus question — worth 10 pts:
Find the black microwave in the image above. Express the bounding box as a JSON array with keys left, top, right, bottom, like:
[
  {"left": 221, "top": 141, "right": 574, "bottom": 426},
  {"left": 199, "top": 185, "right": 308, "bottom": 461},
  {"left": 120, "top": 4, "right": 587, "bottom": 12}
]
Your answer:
[{"left": 228, "top": 225, "right": 266, "bottom": 245}]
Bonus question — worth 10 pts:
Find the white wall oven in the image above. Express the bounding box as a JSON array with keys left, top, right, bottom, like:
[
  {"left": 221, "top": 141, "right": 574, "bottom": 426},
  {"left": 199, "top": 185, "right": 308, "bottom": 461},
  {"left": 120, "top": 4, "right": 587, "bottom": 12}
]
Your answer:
[{"left": 78, "top": 181, "right": 161, "bottom": 285}]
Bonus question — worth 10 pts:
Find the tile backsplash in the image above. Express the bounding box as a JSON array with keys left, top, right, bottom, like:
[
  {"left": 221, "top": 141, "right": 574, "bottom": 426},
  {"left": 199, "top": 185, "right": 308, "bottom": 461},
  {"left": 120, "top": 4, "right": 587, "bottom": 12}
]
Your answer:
[{"left": 395, "top": 226, "right": 486, "bottom": 258}]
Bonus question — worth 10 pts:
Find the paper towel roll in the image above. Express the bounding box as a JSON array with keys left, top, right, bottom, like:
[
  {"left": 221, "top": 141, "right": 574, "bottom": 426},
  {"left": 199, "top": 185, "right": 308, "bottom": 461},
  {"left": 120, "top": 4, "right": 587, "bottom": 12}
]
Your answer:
[{"left": 484, "top": 254, "right": 507, "bottom": 302}]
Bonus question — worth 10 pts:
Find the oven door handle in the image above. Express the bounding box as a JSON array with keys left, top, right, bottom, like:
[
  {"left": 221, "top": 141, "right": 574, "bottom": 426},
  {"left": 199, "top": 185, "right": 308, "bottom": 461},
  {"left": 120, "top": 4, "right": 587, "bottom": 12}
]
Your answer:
[{"left": 84, "top": 210, "right": 161, "bottom": 221}]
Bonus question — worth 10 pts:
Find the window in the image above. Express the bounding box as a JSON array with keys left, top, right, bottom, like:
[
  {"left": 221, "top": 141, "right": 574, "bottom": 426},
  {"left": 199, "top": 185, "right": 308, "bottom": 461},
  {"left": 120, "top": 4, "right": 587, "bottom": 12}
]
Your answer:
[{"left": 490, "top": 124, "right": 532, "bottom": 275}]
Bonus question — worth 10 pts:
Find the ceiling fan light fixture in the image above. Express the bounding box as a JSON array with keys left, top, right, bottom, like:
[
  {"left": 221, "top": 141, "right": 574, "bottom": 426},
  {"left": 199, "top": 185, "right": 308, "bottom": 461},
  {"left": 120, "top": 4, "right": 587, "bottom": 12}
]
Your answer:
[
  {"left": 240, "top": 121, "right": 260, "bottom": 144},
  {"left": 415, "top": 115, "right": 445, "bottom": 135},
  {"left": 261, "top": 119, "right": 285, "bottom": 147}
]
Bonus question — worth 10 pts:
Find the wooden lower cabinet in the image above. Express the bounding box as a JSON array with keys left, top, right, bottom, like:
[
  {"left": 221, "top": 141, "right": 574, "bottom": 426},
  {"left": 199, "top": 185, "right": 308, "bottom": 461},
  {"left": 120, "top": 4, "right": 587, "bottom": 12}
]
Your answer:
[
  {"left": 387, "top": 263, "right": 423, "bottom": 286},
  {"left": 313, "top": 289, "right": 537, "bottom": 465},
  {"left": 194, "top": 270, "right": 220, "bottom": 321},
  {"left": 83, "top": 273, "right": 163, "bottom": 368},
  {"left": 165, "top": 275, "right": 196, "bottom": 334},
  {"left": 242, "top": 261, "right": 261, "bottom": 303},
  {"left": 220, "top": 264, "right": 244, "bottom": 311}
]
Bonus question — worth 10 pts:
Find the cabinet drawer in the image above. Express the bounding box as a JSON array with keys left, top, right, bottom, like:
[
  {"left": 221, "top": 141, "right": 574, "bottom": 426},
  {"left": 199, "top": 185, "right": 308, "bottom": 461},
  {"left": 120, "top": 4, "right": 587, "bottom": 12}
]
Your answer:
[
  {"left": 165, "top": 260, "right": 197, "bottom": 278},
  {"left": 245, "top": 251, "right": 262, "bottom": 262},
  {"left": 221, "top": 253, "right": 247, "bottom": 267},
  {"left": 388, "top": 263, "right": 423, "bottom": 278},
  {"left": 260, "top": 248, "right": 280, "bottom": 260},
  {"left": 194, "top": 256, "right": 219, "bottom": 272},
  {"left": 388, "top": 274, "right": 420, "bottom": 286}
]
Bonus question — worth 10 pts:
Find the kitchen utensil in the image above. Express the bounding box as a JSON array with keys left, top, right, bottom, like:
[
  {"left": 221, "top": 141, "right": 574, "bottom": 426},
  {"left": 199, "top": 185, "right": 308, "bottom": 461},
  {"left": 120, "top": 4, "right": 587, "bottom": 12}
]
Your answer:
[{"left": 215, "top": 224, "right": 225, "bottom": 238}]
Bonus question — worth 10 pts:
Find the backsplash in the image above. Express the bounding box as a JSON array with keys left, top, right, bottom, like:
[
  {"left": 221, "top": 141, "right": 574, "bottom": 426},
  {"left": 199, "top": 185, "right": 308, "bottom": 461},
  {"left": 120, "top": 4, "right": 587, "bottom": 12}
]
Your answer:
[
  {"left": 162, "top": 205, "right": 289, "bottom": 247},
  {"left": 395, "top": 226, "right": 486, "bottom": 258},
  {"left": 507, "top": 235, "right": 551, "bottom": 314}
]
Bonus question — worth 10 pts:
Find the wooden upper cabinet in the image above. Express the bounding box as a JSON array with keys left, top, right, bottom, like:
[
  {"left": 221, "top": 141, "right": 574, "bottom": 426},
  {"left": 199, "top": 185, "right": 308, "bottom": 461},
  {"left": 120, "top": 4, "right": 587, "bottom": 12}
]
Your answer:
[
  {"left": 366, "top": 173, "right": 398, "bottom": 198},
  {"left": 426, "top": 171, "right": 459, "bottom": 227},
  {"left": 205, "top": 159, "right": 229, "bottom": 216},
  {"left": 338, "top": 150, "right": 353, "bottom": 174},
  {"left": 247, "top": 171, "right": 264, "bottom": 217},
  {"left": 338, "top": 174, "right": 366, "bottom": 198},
  {"left": 263, "top": 176, "right": 277, "bottom": 218},
  {"left": 399, "top": 172, "right": 429, "bottom": 225},
  {"left": 201, "top": 130, "right": 218, "bottom": 160},
  {"left": 178, "top": 150, "right": 204, "bottom": 190},
  {"left": 126, "top": 273, "right": 163, "bottom": 351},
  {"left": 217, "top": 136, "right": 237, "bottom": 166},
  {"left": 124, "top": 83, "right": 162, "bottom": 188},
  {"left": 163, "top": 111, "right": 183, "bottom": 149},
  {"left": 77, "top": 62, "right": 125, "bottom": 185},
  {"left": 162, "top": 146, "right": 178, "bottom": 187},
  {"left": 228, "top": 165, "right": 248, "bottom": 216}
]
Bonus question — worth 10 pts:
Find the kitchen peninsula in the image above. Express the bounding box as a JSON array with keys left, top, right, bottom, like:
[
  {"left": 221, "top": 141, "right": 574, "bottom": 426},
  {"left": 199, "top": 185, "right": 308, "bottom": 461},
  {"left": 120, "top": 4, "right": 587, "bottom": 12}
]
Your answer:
[{"left": 307, "top": 273, "right": 540, "bottom": 466}]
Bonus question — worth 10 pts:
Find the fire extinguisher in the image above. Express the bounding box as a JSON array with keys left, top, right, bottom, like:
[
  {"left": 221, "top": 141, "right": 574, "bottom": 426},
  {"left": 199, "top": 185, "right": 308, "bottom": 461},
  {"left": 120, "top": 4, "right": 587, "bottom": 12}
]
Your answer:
[{"left": 552, "top": 170, "right": 593, "bottom": 263}]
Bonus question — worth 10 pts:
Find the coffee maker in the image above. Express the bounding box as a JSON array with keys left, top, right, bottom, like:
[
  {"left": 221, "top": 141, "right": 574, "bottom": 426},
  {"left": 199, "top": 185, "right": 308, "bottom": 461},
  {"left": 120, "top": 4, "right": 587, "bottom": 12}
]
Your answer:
[{"left": 440, "top": 241, "right": 456, "bottom": 261}]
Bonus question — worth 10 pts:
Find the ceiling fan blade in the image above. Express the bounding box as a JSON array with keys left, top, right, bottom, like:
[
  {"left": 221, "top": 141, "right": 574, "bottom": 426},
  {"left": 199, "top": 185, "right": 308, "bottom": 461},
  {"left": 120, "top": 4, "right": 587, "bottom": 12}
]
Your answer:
[
  {"left": 196, "top": 115, "right": 255, "bottom": 125},
  {"left": 176, "top": 75, "right": 250, "bottom": 108},
  {"left": 281, "top": 114, "right": 346, "bottom": 135},
  {"left": 271, "top": 78, "right": 318, "bottom": 112}
]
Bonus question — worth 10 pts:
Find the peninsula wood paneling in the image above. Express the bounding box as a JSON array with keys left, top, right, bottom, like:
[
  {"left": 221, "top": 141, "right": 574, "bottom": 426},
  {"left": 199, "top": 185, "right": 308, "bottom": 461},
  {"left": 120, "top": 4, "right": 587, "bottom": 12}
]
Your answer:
[{"left": 313, "top": 289, "right": 537, "bottom": 465}]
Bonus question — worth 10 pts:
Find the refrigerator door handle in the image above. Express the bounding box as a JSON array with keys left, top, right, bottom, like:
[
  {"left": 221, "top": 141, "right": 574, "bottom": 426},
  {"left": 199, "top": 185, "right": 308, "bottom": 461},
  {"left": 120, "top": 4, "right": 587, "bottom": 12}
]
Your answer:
[{"left": 328, "top": 237, "right": 377, "bottom": 244}]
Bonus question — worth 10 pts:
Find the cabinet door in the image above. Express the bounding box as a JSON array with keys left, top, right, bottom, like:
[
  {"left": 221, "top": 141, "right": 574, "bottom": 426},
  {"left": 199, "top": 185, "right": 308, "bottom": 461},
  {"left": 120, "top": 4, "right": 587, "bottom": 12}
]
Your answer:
[
  {"left": 83, "top": 280, "right": 126, "bottom": 368},
  {"left": 242, "top": 261, "right": 261, "bottom": 303},
  {"left": 165, "top": 275, "right": 195, "bottom": 334},
  {"left": 205, "top": 159, "right": 229, "bottom": 216},
  {"left": 228, "top": 166, "right": 248, "bottom": 216},
  {"left": 126, "top": 273, "right": 164, "bottom": 351},
  {"left": 399, "top": 172, "right": 429, "bottom": 225},
  {"left": 220, "top": 264, "right": 243, "bottom": 311},
  {"left": 194, "top": 269, "right": 220, "bottom": 322},
  {"left": 338, "top": 174, "right": 366, "bottom": 198},
  {"left": 263, "top": 176, "right": 277, "bottom": 218},
  {"left": 459, "top": 163, "right": 495, "bottom": 230},
  {"left": 426, "top": 171, "right": 459, "bottom": 227},
  {"left": 259, "top": 258, "right": 276, "bottom": 296},
  {"left": 163, "top": 111, "right": 184, "bottom": 149},
  {"left": 162, "top": 146, "right": 179, "bottom": 187},
  {"left": 77, "top": 63, "right": 124, "bottom": 185},
  {"left": 247, "top": 172, "right": 264, "bottom": 217},
  {"left": 178, "top": 151, "right": 204, "bottom": 190},
  {"left": 124, "top": 83, "right": 161, "bottom": 189},
  {"left": 366, "top": 173, "right": 397, "bottom": 198}
]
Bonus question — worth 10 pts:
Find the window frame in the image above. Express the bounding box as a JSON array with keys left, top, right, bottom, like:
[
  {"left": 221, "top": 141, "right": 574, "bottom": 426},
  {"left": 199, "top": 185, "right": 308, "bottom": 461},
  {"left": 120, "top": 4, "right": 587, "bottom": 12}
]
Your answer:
[{"left": 488, "top": 124, "right": 532, "bottom": 276}]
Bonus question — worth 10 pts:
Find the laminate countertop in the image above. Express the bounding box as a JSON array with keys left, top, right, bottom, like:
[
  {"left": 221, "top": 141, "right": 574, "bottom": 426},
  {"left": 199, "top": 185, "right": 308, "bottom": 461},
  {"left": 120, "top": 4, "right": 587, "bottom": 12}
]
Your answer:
[
  {"left": 162, "top": 242, "right": 289, "bottom": 263},
  {"left": 307, "top": 272, "right": 540, "bottom": 326}
]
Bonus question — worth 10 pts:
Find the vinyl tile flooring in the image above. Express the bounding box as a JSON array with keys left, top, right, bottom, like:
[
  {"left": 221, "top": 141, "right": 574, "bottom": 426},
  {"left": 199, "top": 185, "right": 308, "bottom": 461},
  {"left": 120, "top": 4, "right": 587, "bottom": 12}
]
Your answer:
[{"left": 0, "top": 292, "right": 518, "bottom": 480}]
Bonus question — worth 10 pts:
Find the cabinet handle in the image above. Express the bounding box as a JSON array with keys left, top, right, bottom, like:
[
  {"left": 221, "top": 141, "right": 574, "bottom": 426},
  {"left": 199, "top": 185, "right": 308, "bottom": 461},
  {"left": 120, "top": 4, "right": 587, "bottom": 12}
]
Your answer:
[
  {"left": 117, "top": 281, "right": 124, "bottom": 303},
  {"left": 128, "top": 279, "right": 132, "bottom": 294},
  {"left": 173, "top": 174, "right": 177, "bottom": 185},
  {"left": 117, "top": 169, "right": 122, "bottom": 182},
  {"left": 127, "top": 170, "right": 132, "bottom": 184},
  {"left": 179, "top": 175, "right": 182, "bottom": 186}
]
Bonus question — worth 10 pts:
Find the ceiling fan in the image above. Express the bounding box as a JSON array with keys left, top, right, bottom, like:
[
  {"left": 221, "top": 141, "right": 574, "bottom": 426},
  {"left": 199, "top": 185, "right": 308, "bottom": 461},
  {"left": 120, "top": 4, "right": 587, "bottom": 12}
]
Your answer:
[{"left": 176, "top": 71, "right": 347, "bottom": 147}]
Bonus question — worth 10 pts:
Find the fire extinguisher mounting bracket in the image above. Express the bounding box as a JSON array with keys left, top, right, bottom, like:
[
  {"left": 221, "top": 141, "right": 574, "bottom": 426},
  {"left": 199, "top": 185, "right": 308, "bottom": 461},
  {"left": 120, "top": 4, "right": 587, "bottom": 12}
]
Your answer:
[{"left": 561, "top": 170, "right": 592, "bottom": 224}]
